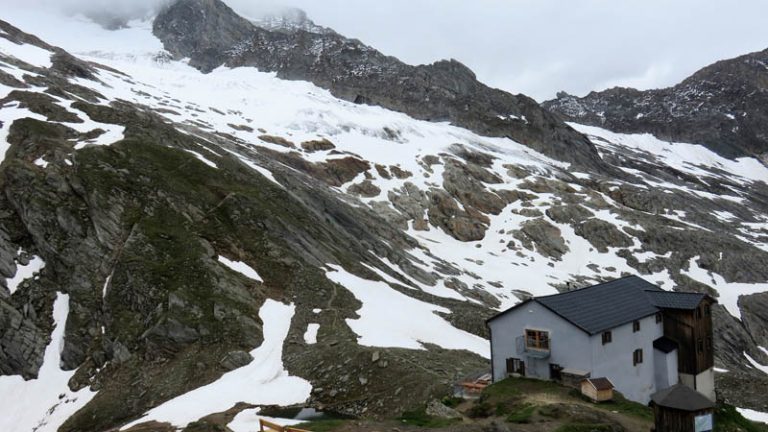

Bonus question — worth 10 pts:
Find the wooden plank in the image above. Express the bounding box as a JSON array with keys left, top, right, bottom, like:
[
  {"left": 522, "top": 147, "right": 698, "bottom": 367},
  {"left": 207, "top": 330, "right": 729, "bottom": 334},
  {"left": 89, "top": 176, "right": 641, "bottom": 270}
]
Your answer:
[
  {"left": 260, "top": 419, "right": 285, "bottom": 432},
  {"left": 259, "top": 419, "right": 313, "bottom": 432}
]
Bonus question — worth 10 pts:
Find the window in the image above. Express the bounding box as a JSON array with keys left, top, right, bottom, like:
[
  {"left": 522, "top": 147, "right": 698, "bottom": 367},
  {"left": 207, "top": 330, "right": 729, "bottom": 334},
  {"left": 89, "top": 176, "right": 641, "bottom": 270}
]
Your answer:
[
  {"left": 633, "top": 349, "right": 644, "bottom": 366},
  {"left": 705, "top": 304, "right": 712, "bottom": 316},
  {"left": 602, "top": 331, "right": 612, "bottom": 345},
  {"left": 525, "top": 329, "right": 550, "bottom": 350},
  {"left": 507, "top": 358, "right": 525, "bottom": 375},
  {"left": 695, "top": 307, "right": 702, "bottom": 320},
  {"left": 706, "top": 337, "right": 713, "bottom": 351},
  {"left": 655, "top": 312, "right": 663, "bottom": 324},
  {"left": 633, "top": 320, "right": 641, "bottom": 332},
  {"left": 698, "top": 338, "right": 704, "bottom": 353}
]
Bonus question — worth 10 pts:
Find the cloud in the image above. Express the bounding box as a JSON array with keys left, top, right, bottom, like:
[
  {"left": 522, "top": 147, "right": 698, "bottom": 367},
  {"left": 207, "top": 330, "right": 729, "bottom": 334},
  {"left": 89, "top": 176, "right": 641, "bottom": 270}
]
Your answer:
[
  {"left": 5, "top": 0, "right": 768, "bottom": 100},
  {"left": 5, "top": 0, "right": 169, "bottom": 23}
]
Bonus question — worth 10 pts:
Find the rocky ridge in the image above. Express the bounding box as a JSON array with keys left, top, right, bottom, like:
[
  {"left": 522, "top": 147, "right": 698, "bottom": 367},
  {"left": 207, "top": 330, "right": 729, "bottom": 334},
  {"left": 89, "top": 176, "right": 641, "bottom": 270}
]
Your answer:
[{"left": 544, "top": 48, "right": 768, "bottom": 162}]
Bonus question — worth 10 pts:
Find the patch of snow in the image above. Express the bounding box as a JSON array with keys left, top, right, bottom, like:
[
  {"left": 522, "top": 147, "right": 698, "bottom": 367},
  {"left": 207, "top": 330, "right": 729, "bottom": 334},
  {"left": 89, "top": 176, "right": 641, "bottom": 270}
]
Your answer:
[
  {"left": 364, "top": 257, "right": 466, "bottom": 301},
  {"left": 571, "top": 172, "right": 591, "bottom": 180},
  {"left": 33, "top": 157, "right": 49, "bottom": 168},
  {"left": 6, "top": 252, "right": 45, "bottom": 294},
  {"left": 0, "top": 293, "right": 96, "bottom": 432},
  {"left": 218, "top": 256, "right": 263, "bottom": 282},
  {"left": 0, "top": 37, "right": 53, "bottom": 68},
  {"left": 312, "top": 308, "right": 322, "bottom": 314},
  {"left": 571, "top": 122, "right": 768, "bottom": 184},
  {"left": 683, "top": 258, "right": 768, "bottom": 320},
  {"left": 102, "top": 273, "right": 113, "bottom": 299},
  {"left": 220, "top": 147, "right": 282, "bottom": 187},
  {"left": 744, "top": 352, "right": 768, "bottom": 375},
  {"left": 325, "top": 264, "right": 489, "bottom": 357},
  {"left": 304, "top": 323, "right": 320, "bottom": 344},
  {"left": 122, "top": 300, "right": 311, "bottom": 429},
  {"left": 229, "top": 408, "right": 305, "bottom": 432},
  {"left": 713, "top": 367, "right": 729, "bottom": 373},
  {"left": 184, "top": 149, "right": 218, "bottom": 168},
  {"left": 737, "top": 408, "right": 768, "bottom": 424}
]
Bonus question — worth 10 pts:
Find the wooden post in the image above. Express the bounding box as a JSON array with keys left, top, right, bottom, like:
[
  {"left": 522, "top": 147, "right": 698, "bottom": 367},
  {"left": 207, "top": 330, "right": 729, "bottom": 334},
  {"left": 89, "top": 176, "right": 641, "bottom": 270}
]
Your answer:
[{"left": 259, "top": 419, "right": 313, "bottom": 432}]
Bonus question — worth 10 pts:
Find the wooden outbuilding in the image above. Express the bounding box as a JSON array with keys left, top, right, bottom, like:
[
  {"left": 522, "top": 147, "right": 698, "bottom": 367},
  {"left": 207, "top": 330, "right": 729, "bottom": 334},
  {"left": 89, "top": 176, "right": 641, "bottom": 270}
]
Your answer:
[
  {"left": 581, "top": 377, "right": 614, "bottom": 402},
  {"left": 650, "top": 384, "right": 715, "bottom": 432}
]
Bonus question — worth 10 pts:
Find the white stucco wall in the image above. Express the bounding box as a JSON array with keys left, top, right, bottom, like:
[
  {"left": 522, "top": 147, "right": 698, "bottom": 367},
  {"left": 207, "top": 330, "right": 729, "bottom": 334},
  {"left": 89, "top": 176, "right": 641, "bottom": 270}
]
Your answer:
[
  {"left": 590, "top": 313, "right": 663, "bottom": 403},
  {"left": 653, "top": 346, "right": 679, "bottom": 391},
  {"left": 489, "top": 301, "right": 591, "bottom": 381},
  {"left": 680, "top": 368, "right": 716, "bottom": 401}
]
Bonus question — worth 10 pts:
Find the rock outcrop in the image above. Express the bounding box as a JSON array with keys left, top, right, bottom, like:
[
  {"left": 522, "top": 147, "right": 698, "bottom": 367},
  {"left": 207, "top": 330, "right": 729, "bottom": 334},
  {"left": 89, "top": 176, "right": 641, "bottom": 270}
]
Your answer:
[{"left": 544, "top": 48, "right": 768, "bottom": 161}]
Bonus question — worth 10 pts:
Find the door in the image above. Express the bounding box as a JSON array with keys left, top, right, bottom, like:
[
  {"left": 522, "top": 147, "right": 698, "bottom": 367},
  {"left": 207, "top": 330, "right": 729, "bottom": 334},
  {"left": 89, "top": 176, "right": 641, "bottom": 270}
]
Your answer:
[
  {"left": 549, "top": 363, "right": 563, "bottom": 380},
  {"left": 506, "top": 357, "right": 525, "bottom": 376}
]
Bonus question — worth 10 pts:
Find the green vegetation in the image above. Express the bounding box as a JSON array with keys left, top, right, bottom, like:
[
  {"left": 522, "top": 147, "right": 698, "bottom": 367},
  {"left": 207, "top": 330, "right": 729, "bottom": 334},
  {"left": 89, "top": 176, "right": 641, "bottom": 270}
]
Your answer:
[
  {"left": 599, "top": 395, "right": 652, "bottom": 421},
  {"left": 554, "top": 423, "right": 615, "bottom": 432},
  {"left": 440, "top": 396, "right": 463, "bottom": 408},
  {"left": 400, "top": 408, "right": 459, "bottom": 428},
  {"left": 715, "top": 405, "right": 768, "bottom": 432},
  {"left": 506, "top": 403, "right": 536, "bottom": 423},
  {"left": 298, "top": 419, "right": 348, "bottom": 432},
  {"left": 466, "top": 401, "right": 493, "bottom": 419}
]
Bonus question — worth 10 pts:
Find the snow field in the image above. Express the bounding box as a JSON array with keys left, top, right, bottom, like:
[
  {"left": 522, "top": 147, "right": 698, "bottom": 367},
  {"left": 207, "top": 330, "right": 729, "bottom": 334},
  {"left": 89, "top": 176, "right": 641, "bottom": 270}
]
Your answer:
[
  {"left": 0, "top": 293, "right": 96, "bottom": 432},
  {"left": 121, "top": 300, "right": 311, "bottom": 429}
]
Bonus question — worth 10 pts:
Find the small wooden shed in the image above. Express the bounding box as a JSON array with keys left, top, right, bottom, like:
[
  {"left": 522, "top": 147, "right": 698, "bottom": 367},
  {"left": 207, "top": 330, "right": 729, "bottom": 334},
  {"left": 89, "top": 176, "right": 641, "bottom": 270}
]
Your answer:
[
  {"left": 650, "top": 384, "right": 715, "bottom": 432},
  {"left": 581, "top": 377, "right": 614, "bottom": 402}
]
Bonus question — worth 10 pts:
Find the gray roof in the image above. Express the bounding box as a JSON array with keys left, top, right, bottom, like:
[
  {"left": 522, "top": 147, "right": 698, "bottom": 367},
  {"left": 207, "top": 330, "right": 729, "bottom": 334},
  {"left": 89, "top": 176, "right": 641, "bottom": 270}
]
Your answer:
[
  {"left": 535, "top": 276, "right": 663, "bottom": 334},
  {"left": 585, "top": 377, "right": 614, "bottom": 391},
  {"left": 651, "top": 384, "right": 714, "bottom": 411},
  {"left": 645, "top": 291, "right": 707, "bottom": 310},
  {"left": 487, "top": 275, "right": 713, "bottom": 335}
]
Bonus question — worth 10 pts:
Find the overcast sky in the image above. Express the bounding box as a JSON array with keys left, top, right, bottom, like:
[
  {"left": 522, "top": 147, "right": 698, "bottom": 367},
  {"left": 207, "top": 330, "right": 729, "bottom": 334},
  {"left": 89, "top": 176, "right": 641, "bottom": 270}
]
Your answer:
[{"left": 7, "top": 0, "right": 768, "bottom": 101}]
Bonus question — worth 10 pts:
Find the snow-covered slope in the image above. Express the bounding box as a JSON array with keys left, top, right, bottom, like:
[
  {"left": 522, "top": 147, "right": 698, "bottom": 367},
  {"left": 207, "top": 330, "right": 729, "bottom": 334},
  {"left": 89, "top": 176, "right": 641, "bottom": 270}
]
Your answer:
[
  {"left": 2, "top": 5, "right": 768, "bottom": 431},
  {"left": 0, "top": 294, "right": 95, "bottom": 432}
]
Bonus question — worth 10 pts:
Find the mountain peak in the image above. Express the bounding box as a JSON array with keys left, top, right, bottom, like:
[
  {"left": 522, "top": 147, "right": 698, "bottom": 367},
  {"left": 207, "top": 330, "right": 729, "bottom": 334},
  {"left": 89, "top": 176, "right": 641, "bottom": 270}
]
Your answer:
[
  {"left": 248, "top": 7, "right": 333, "bottom": 35},
  {"left": 544, "top": 48, "right": 768, "bottom": 161},
  {"left": 153, "top": 0, "right": 254, "bottom": 71}
]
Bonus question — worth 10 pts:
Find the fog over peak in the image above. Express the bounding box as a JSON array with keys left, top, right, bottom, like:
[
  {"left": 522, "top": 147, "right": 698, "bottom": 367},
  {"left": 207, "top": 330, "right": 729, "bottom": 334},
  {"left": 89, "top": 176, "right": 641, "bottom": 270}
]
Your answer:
[{"left": 5, "top": 0, "right": 768, "bottom": 100}]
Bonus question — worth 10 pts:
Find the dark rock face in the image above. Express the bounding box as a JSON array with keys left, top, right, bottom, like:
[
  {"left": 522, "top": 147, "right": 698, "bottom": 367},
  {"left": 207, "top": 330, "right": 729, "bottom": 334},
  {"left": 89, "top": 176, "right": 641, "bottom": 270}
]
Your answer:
[
  {"left": 152, "top": 0, "right": 608, "bottom": 170},
  {"left": 514, "top": 219, "right": 568, "bottom": 260},
  {"left": 544, "top": 49, "right": 768, "bottom": 161}
]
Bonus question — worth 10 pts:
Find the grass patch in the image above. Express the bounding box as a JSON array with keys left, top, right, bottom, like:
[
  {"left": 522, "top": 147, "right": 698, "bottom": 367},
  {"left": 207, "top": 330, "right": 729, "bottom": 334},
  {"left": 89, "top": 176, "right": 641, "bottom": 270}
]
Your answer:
[
  {"left": 599, "top": 394, "right": 652, "bottom": 420},
  {"left": 466, "top": 401, "right": 493, "bottom": 419},
  {"left": 441, "top": 396, "right": 463, "bottom": 408},
  {"left": 400, "top": 408, "right": 459, "bottom": 428},
  {"left": 715, "top": 404, "right": 768, "bottom": 432},
  {"left": 297, "top": 419, "right": 348, "bottom": 432},
  {"left": 507, "top": 404, "right": 537, "bottom": 424},
  {"left": 554, "top": 423, "right": 615, "bottom": 432},
  {"left": 483, "top": 377, "right": 562, "bottom": 400}
]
